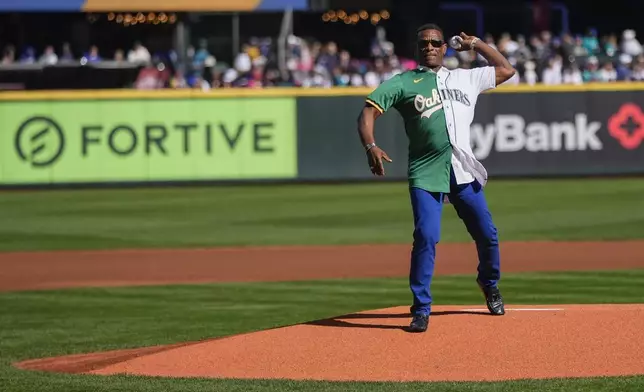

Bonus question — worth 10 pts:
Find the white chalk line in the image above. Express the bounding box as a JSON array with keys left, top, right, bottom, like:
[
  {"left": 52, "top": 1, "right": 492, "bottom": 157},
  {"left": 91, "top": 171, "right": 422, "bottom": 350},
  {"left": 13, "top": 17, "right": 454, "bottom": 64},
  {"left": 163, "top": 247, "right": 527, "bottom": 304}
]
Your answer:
[{"left": 460, "top": 308, "right": 564, "bottom": 312}]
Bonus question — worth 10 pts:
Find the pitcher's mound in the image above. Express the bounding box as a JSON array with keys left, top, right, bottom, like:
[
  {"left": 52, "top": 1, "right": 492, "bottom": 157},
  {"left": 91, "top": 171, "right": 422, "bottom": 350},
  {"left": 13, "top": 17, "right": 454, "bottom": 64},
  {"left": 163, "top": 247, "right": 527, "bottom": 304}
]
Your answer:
[{"left": 17, "top": 304, "right": 644, "bottom": 382}]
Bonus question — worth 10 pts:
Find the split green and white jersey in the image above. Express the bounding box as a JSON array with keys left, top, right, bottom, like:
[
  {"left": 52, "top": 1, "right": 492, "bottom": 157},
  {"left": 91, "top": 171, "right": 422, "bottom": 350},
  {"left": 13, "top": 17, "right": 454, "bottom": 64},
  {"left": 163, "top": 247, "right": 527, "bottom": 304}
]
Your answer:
[
  {"left": 366, "top": 65, "right": 496, "bottom": 193},
  {"left": 367, "top": 68, "right": 452, "bottom": 192}
]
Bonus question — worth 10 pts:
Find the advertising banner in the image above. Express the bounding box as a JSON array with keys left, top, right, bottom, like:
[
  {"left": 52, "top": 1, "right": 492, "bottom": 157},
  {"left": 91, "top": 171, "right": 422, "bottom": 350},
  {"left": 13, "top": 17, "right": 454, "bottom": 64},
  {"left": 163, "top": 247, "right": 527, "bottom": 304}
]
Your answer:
[
  {"left": 1, "top": 97, "right": 297, "bottom": 184},
  {"left": 471, "top": 91, "right": 644, "bottom": 176},
  {"left": 297, "top": 90, "right": 644, "bottom": 181}
]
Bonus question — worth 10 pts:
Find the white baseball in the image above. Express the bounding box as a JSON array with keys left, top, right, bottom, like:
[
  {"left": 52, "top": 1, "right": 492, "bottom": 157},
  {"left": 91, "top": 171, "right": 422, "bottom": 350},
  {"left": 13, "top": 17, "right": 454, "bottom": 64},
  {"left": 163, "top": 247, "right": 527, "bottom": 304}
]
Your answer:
[{"left": 449, "top": 36, "right": 463, "bottom": 49}]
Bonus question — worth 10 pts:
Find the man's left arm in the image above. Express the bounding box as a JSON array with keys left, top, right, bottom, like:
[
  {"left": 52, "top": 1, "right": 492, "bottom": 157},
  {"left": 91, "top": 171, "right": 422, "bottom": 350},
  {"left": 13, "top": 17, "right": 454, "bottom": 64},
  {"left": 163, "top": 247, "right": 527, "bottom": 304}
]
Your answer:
[{"left": 457, "top": 32, "right": 516, "bottom": 88}]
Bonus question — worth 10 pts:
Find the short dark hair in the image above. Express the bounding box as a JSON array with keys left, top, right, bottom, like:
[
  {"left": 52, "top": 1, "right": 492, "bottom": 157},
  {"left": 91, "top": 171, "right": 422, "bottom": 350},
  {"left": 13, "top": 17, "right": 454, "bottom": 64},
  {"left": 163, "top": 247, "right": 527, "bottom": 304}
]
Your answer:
[{"left": 416, "top": 23, "right": 444, "bottom": 37}]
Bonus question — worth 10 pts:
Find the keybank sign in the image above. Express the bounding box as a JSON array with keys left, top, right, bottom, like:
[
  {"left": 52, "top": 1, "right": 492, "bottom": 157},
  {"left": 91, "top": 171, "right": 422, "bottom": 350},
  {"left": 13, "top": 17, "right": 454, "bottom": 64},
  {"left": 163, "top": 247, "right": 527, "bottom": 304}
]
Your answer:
[
  {"left": 470, "top": 114, "right": 603, "bottom": 160},
  {"left": 2, "top": 98, "right": 297, "bottom": 184},
  {"left": 469, "top": 101, "right": 644, "bottom": 161}
]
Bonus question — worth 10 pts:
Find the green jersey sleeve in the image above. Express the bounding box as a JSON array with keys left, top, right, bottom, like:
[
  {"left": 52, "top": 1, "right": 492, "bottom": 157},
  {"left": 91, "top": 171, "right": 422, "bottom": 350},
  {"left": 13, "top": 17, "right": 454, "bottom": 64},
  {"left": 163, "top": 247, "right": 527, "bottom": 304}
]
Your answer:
[{"left": 365, "top": 74, "right": 404, "bottom": 114}]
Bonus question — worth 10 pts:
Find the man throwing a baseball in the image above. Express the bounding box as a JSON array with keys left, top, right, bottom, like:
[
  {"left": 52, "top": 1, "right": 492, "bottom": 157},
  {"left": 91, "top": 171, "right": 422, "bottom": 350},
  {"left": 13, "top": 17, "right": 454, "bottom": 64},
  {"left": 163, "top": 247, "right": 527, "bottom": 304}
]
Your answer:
[{"left": 357, "top": 23, "right": 516, "bottom": 332}]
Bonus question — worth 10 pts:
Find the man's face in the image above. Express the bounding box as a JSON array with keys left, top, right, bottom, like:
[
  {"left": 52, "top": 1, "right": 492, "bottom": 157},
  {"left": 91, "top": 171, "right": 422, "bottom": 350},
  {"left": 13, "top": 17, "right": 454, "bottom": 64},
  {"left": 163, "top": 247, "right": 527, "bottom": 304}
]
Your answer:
[{"left": 417, "top": 29, "right": 446, "bottom": 68}]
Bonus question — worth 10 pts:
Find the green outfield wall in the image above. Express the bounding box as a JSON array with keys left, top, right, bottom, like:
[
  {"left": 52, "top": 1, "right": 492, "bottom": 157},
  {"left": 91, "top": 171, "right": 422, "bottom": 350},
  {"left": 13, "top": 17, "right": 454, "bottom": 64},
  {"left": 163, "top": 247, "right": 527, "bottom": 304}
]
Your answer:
[{"left": 1, "top": 84, "right": 643, "bottom": 186}]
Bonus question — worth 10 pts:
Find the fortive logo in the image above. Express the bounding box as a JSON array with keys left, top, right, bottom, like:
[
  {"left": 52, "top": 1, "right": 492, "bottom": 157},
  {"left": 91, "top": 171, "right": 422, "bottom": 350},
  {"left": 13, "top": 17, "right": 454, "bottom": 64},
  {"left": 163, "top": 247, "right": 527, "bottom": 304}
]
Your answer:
[
  {"left": 14, "top": 116, "right": 65, "bottom": 167},
  {"left": 607, "top": 103, "right": 644, "bottom": 150}
]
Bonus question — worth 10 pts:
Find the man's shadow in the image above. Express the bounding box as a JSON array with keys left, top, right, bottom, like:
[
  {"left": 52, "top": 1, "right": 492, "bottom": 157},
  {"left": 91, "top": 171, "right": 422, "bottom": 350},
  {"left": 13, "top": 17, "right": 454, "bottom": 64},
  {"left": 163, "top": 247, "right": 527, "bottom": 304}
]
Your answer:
[{"left": 305, "top": 310, "right": 492, "bottom": 332}]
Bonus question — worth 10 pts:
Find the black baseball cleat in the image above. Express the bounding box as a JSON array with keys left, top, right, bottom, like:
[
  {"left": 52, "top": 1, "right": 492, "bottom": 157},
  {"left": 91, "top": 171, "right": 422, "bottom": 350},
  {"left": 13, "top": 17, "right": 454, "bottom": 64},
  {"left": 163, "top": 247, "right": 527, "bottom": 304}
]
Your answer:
[
  {"left": 477, "top": 280, "right": 505, "bottom": 315},
  {"left": 407, "top": 313, "right": 429, "bottom": 332}
]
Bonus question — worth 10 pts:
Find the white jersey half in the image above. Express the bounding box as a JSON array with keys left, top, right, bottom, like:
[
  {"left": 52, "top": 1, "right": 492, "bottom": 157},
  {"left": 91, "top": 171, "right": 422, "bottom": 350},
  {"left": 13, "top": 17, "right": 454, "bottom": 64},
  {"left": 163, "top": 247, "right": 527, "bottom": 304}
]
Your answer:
[{"left": 430, "top": 65, "right": 497, "bottom": 186}]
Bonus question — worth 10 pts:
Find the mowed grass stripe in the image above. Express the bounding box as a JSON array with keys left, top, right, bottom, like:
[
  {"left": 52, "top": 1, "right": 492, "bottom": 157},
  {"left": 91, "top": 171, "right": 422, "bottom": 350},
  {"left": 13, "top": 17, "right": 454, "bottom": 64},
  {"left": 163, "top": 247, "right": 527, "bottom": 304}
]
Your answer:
[{"left": 1, "top": 178, "right": 644, "bottom": 251}]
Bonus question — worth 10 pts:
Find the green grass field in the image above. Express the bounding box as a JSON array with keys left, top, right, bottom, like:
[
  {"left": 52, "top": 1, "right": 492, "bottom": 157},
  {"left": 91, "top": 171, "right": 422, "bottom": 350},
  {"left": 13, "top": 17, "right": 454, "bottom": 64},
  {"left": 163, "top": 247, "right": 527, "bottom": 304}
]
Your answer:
[
  {"left": 1, "top": 178, "right": 644, "bottom": 252},
  {"left": 1, "top": 178, "right": 644, "bottom": 391}
]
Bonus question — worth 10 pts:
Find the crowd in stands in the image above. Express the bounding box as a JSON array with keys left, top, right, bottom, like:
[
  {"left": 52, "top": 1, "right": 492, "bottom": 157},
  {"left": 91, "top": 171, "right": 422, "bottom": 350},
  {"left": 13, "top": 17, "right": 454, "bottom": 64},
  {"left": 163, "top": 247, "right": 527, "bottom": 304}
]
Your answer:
[
  {"left": 210, "top": 27, "right": 644, "bottom": 88},
  {"left": 2, "top": 26, "right": 643, "bottom": 89},
  {"left": 1, "top": 41, "right": 153, "bottom": 66}
]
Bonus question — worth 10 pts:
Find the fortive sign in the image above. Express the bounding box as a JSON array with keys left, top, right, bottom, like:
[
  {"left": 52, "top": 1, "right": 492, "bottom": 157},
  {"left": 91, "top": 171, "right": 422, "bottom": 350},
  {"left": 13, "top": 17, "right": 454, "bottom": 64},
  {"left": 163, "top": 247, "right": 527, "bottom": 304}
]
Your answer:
[{"left": 2, "top": 98, "right": 296, "bottom": 184}]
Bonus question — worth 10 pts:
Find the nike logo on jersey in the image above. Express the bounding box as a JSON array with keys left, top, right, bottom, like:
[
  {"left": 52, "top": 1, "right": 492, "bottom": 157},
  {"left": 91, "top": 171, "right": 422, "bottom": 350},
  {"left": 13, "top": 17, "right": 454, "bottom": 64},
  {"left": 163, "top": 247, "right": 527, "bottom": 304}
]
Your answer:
[{"left": 414, "top": 78, "right": 424, "bottom": 83}]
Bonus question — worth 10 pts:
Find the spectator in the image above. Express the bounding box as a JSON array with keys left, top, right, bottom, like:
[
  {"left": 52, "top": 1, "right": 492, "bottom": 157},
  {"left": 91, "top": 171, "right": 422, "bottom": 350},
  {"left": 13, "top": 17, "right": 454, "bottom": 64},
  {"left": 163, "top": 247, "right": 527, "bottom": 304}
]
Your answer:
[
  {"left": 114, "top": 49, "right": 125, "bottom": 62},
  {"left": 499, "top": 32, "right": 519, "bottom": 56},
  {"left": 170, "top": 71, "right": 189, "bottom": 88},
  {"left": 363, "top": 65, "right": 381, "bottom": 88},
  {"left": 263, "top": 68, "right": 282, "bottom": 87},
  {"left": 19, "top": 47, "right": 36, "bottom": 63},
  {"left": 621, "top": 29, "right": 643, "bottom": 57},
  {"left": 39, "top": 45, "right": 58, "bottom": 65},
  {"left": 582, "top": 56, "right": 601, "bottom": 82},
  {"left": 60, "top": 42, "right": 74, "bottom": 62},
  {"left": 529, "top": 34, "right": 549, "bottom": 67},
  {"left": 542, "top": 55, "right": 563, "bottom": 84},
  {"left": 630, "top": 61, "right": 644, "bottom": 81},
  {"left": 82, "top": 45, "right": 101, "bottom": 63},
  {"left": 128, "top": 41, "right": 151, "bottom": 65},
  {"left": 483, "top": 33, "right": 497, "bottom": 50},
  {"left": 222, "top": 68, "right": 238, "bottom": 87},
  {"left": 338, "top": 50, "right": 350, "bottom": 70},
  {"left": 258, "top": 38, "right": 273, "bottom": 59},
  {"left": 523, "top": 60, "right": 538, "bottom": 85},
  {"left": 560, "top": 33, "right": 576, "bottom": 65},
  {"left": 233, "top": 50, "right": 252, "bottom": 74},
  {"left": 514, "top": 35, "right": 534, "bottom": 63},
  {"left": 332, "top": 67, "right": 350, "bottom": 86},
  {"left": 245, "top": 39, "right": 261, "bottom": 60},
  {"left": 350, "top": 73, "right": 364, "bottom": 87},
  {"left": 573, "top": 35, "right": 588, "bottom": 56},
  {"left": 383, "top": 56, "right": 403, "bottom": 80},
  {"left": 539, "top": 30, "right": 555, "bottom": 58},
  {"left": 563, "top": 64, "right": 583, "bottom": 84},
  {"left": 582, "top": 28, "right": 600, "bottom": 55},
  {"left": 603, "top": 33, "right": 619, "bottom": 57},
  {"left": 192, "top": 39, "right": 213, "bottom": 69},
  {"left": 598, "top": 61, "right": 617, "bottom": 81},
  {"left": 192, "top": 75, "right": 211, "bottom": 91},
  {"left": 616, "top": 54, "right": 633, "bottom": 80},
  {"left": 135, "top": 64, "right": 162, "bottom": 89},
  {"left": 371, "top": 27, "right": 394, "bottom": 59},
  {"left": 2, "top": 45, "right": 15, "bottom": 64},
  {"left": 134, "top": 60, "right": 170, "bottom": 89},
  {"left": 317, "top": 41, "right": 339, "bottom": 74}
]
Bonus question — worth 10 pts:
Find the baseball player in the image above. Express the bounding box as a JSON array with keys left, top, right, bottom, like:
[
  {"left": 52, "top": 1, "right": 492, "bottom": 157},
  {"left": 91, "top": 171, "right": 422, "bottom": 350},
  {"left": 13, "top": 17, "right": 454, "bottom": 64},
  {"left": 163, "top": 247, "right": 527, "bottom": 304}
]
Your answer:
[{"left": 357, "top": 23, "right": 516, "bottom": 332}]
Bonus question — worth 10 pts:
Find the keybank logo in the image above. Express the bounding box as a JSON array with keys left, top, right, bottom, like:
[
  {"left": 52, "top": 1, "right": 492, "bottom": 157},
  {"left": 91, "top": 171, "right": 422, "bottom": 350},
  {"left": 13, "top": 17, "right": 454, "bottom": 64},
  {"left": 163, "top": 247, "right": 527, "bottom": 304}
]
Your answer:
[
  {"left": 608, "top": 103, "right": 644, "bottom": 150},
  {"left": 15, "top": 116, "right": 66, "bottom": 167},
  {"left": 471, "top": 114, "right": 602, "bottom": 160}
]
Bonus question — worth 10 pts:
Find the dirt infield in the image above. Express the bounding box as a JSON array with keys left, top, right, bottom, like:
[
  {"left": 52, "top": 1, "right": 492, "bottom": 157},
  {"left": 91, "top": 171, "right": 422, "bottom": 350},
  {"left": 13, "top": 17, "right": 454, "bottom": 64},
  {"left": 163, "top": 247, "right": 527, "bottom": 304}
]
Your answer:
[
  {"left": 2, "top": 241, "right": 644, "bottom": 292},
  {"left": 5, "top": 241, "right": 644, "bottom": 382},
  {"left": 16, "top": 304, "right": 644, "bottom": 382}
]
